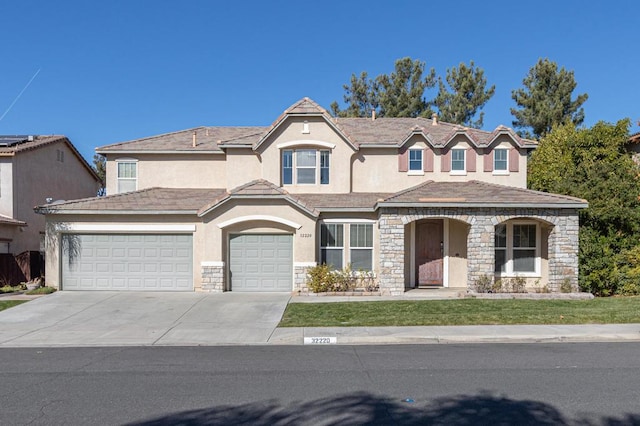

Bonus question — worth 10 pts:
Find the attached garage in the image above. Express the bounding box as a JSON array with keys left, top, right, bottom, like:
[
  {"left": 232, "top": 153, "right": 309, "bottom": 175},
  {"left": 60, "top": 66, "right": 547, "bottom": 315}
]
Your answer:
[
  {"left": 229, "top": 234, "right": 292, "bottom": 292},
  {"left": 61, "top": 234, "right": 193, "bottom": 291}
]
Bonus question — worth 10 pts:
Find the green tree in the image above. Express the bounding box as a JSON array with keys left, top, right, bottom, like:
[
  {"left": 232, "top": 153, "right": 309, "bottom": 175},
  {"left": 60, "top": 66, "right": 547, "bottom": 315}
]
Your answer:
[
  {"left": 331, "top": 57, "right": 435, "bottom": 118},
  {"left": 330, "top": 71, "right": 378, "bottom": 118},
  {"left": 511, "top": 58, "right": 588, "bottom": 139},
  {"left": 92, "top": 153, "right": 106, "bottom": 196},
  {"left": 528, "top": 119, "right": 640, "bottom": 295},
  {"left": 375, "top": 57, "right": 436, "bottom": 118},
  {"left": 433, "top": 61, "right": 495, "bottom": 127}
]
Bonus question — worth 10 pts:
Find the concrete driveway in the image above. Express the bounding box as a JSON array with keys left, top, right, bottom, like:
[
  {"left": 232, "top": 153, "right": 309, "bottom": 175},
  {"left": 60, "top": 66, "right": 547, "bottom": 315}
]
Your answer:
[{"left": 0, "top": 292, "right": 291, "bottom": 347}]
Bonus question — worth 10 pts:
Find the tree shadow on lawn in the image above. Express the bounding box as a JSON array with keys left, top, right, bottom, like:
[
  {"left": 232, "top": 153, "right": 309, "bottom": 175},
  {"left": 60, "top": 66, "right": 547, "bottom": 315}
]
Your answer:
[{"left": 127, "top": 390, "right": 640, "bottom": 425}]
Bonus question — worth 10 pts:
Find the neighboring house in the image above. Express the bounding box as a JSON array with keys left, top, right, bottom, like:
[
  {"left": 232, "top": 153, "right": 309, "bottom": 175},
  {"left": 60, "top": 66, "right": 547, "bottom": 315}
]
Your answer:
[
  {"left": 0, "top": 135, "right": 100, "bottom": 256},
  {"left": 38, "top": 98, "right": 587, "bottom": 294}
]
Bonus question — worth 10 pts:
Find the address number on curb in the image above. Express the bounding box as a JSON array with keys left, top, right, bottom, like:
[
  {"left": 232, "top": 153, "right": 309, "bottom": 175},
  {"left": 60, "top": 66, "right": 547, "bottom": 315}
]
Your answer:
[{"left": 304, "top": 337, "right": 337, "bottom": 345}]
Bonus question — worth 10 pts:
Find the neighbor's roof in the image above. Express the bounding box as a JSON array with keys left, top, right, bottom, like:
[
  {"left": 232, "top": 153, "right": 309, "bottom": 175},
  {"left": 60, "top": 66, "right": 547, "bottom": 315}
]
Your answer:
[
  {"left": 0, "top": 135, "right": 100, "bottom": 181},
  {"left": 95, "top": 97, "right": 537, "bottom": 154},
  {"left": 38, "top": 180, "right": 586, "bottom": 216}
]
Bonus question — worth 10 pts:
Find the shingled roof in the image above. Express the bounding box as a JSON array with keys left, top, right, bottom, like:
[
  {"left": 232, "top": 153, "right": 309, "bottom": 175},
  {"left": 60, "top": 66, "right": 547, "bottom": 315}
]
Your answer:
[
  {"left": 378, "top": 181, "right": 587, "bottom": 208},
  {"left": 95, "top": 98, "right": 536, "bottom": 153}
]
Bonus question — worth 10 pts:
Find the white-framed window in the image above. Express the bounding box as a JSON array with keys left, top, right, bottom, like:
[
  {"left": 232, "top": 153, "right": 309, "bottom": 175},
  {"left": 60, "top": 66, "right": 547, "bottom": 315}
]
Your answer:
[
  {"left": 408, "top": 148, "right": 423, "bottom": 172},
  {"left": 320, "top": 222, "right": 375, "bottom": 272},
  {"left": 494, "top": 148, "right": 508, "bottom": 172},
  {"left": 320, "top": 223, "right": 343, "bottom": 269},
  {"left": 282, "top": 149, "right": 330, "bottom": 185},
  {"left": 116, "top": 159, "right": 137, "bottom": 194},
  {"left": 350, "top": 223, "right": 373, "bottom": 271},
  {"left": 495, "top": 222, "right": 540, "bottom": 275},
  {"left": 451, "top": 149, "right": 466, "bottom": 172}
]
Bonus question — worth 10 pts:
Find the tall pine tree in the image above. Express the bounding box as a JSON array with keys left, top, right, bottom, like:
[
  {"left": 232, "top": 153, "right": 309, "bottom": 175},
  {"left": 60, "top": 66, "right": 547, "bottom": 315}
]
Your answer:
[{"left": 511, "top": 58, "right": 588, "bottom": 138}]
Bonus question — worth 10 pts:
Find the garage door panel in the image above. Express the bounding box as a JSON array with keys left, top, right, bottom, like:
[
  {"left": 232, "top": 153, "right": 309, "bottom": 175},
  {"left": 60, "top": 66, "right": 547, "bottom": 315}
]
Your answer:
[
  {"left": 62, "top": 234, "right": 193, "bottom": 291},
  {"left": 229, "top": 234, "right": 292, "bottom": 292}
]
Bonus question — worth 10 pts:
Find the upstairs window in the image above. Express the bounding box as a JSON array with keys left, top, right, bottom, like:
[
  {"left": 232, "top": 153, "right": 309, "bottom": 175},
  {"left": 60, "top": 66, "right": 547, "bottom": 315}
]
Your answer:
[
  {"left": 409, "top": 149, "right": 423, "bottom": 171},
  {"left": 494, "top": 148, "right": 508, "bottom": 172},
  {"left": 282, "top": 149, "right": 330, "bottom": 185},
  {"left": 451, "top": 149, "right": 466, "bottom": 172},
  {"left": 117, "top": 160, "right": 137, "bottom": 194}
]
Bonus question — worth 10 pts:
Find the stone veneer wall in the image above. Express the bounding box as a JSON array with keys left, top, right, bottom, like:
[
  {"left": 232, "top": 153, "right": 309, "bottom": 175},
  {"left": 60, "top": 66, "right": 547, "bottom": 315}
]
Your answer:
[
  {"left": 378, "top": 207, "right": 581, "bottom": 294},
  {"left": 201, "top": 262, "right": 224, "bottom": 292},
  {"left": 293, "top": 262, "right": 316, "bottom": 294}
]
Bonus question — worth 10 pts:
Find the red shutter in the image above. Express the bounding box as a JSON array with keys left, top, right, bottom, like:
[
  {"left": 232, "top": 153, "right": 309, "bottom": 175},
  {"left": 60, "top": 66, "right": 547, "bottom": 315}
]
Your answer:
[
  {"left": 484, "top": 148, "right": 493, "bottom": 172},
  {"left": 509, "top": 148, "right": 519, "bottom": 172},
  {"left": 441, "top": 149, "right": 451, "bottom": 172},
  {"left": 398, "top": 146, "right": 408, "bottom": 172},
  {"left": 424, "top": 149, "right": 434, "bottom": 172},
  {"left": 466, "top": 148, "right": 476, "bottom": 172}
]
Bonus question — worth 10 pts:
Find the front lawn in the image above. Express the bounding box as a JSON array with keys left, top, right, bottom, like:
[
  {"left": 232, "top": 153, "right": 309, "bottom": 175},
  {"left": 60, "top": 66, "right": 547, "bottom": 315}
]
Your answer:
[
  {"left": 279, "top": 297, "right": 640, "bottom": 327},
  {"left": 0, "top": 300, "right": 27, "bottom": 312}
]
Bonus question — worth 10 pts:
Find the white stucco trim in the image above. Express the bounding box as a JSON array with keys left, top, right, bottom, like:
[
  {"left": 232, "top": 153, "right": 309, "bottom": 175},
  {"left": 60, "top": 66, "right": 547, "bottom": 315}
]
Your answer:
[
  {"left": 201, "top": 261, "right": 224, "bottom": 267},
  {"left": 294, "top": 262, "right": 317, "bottom": 267},
  {"left": 56, "top": 224, "right": 196, "bottom": 233},
  {"left": 443, "top": 218, "right": 450, "bottom": 288},
  {"left": 410, "top": 221, "right": 416, "bottom": 286},
  {"left": 276, "top": 140, "right": 336, "bottom": 150},
  {"left": 217, "top": 215, "right": 302, "bottom": 230},
  {"left": 321, "top": 218, "right": 376, "bottom": 224}
]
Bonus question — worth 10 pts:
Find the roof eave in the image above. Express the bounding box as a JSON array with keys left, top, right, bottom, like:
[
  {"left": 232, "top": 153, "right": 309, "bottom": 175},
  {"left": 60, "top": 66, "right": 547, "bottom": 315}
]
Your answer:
[
  {"left": 376, "top": 202, "right": 588, "bottom": 209},
  {"left": 96, "top": 149, "right": 224, "bottom": 155},
  {"left": 36, "top": 209, "right": 199, "bottom": 215}
]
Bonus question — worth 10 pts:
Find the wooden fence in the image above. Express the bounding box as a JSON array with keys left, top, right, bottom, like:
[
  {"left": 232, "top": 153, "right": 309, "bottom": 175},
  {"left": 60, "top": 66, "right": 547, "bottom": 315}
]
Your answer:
[{"left": 0, "top": 251, "right": 43, "bottom": 286}]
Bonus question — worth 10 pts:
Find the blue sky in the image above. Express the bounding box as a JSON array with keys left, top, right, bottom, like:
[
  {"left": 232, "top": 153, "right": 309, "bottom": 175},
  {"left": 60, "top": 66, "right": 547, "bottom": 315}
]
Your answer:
[{"left": 1, "top": 0, "right": 638, "bottom": 163}]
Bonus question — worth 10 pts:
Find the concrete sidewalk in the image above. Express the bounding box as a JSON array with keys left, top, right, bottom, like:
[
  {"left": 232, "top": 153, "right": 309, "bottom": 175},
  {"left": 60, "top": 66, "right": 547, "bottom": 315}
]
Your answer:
[
  {"left": 0, "top": 291, "right": 638, "bottom": 346},
  {"left": 269, "top": 324, "right": 640, "bottom": 345}
]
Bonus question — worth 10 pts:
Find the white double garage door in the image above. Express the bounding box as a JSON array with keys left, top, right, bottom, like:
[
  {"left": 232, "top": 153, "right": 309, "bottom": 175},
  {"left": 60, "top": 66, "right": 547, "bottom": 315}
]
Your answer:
[{"left": 61, "top": 233, "right": 292, "bottom": 292}]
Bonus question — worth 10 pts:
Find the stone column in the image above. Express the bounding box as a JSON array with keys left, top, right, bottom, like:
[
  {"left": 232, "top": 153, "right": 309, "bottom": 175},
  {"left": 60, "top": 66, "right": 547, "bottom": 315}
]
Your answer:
[
  {"left": 378, "top": 209, "right": 405, "bottom": 295},
  {"left": 201, "top": 261, "right": 224, "bottom": 292},
  {"left": 466, "top": 211, "right": 494, "bottom": 290},
  {"left": 548, "top": 211, "right": 580, "bottom": 291}
]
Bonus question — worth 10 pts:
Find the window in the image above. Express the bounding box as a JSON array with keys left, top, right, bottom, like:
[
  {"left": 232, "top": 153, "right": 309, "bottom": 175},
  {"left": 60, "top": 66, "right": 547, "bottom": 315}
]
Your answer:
[
  {"left": 494, "top": 149, "right": 508, "bottom": 172},
  {"left": 282, "top": 149, "right": 330, "bottom": 185},
  {"left": 320, "top": 222, "right": 374, "bottom": 272},
  {"left": 494, "top": 222, "right": 539, "bottom": 275},
  {"left": 117, "top": 160, "right": 137, "bottom": 193},
  {"left": 321, "top": 224, "right": 343, "bottom": 269},
  {"left": 350, "top": 224, "right": 373, "bottom": 271},
  {"left": 409, "top": 149, "right": 423, "bottom": 171},
  {"left": 451, "top": 149, "right": 465, "bottom": 171}
]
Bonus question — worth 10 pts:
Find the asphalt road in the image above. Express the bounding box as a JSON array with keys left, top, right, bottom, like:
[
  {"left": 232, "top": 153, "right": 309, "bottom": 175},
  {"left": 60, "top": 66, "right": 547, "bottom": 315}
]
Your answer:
[{"left": 1, "top": 343, "right": 639, "bottom": 425}]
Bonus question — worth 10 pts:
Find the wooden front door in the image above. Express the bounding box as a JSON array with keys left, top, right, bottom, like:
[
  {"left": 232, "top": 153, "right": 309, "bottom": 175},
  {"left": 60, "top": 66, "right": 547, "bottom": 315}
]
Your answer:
[{"left": 415, "top": 220, "right": 443, "bottom": 286}]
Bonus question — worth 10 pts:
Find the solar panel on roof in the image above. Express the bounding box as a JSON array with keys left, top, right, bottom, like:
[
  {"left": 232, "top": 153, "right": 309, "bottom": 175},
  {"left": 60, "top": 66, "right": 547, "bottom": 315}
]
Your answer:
[{"left": 0, "top": 135, "right": 30, "bottom": 147}]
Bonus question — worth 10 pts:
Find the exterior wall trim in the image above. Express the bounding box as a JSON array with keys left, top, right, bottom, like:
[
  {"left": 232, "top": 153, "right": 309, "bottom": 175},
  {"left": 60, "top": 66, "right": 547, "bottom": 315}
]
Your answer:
[
  {"left": 276, "top": 140, "right": 337, "bottom": 150},
  {"left": 55, "top": 224, "right": 196, "bottom": 233},
  {"left": 217, "top": 215, "right": 302, "bottom": 230}
]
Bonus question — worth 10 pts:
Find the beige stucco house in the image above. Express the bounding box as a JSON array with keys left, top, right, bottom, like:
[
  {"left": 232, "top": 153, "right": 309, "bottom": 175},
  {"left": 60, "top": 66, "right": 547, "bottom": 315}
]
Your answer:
[
  {"left": 0, "top": 135, "right": 100, "bottom": 256},
  {"left": 38, "top": 98, "right": 587, "bottom": 294}
]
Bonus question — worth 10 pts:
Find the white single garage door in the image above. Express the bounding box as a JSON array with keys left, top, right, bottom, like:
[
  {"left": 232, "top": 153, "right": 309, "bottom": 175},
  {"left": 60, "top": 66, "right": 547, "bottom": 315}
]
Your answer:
[
  {"left": 61, "top": 234, "right": 193, "bottom": 291},
  {"left": 229, "top": 234, "right": 292, "bottom": 292}
]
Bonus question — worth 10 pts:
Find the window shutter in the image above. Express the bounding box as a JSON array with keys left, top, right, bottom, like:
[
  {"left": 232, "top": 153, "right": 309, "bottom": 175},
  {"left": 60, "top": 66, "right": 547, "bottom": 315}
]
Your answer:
[
  {"left": 424, "top": 149, "right": 434, "bottom": 172},
  {"left": 484, "top": 148, "right": 493, "bottom": 172},
  {"left": 466, "top": 148, "right": 476, "bottom": 172},
  {"left": 509, "top": 148, "right": 519, "bottom": 172},
  {"left": 441, "top": 149, "right": 451, "bottom": 172},
  {"left": 398, "top": 146, "right": 408, "bottom": 172}
]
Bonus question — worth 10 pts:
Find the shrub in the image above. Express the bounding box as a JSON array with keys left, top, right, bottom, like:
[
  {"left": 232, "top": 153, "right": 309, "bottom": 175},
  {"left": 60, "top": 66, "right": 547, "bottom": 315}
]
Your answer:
[
  {"left": 560, "top": 278, "right": 573, "bottom": 293},
  {"left": 25, "top": 286, "right": 57, "bottom": 295},
  {"left": 305, "top": 264, "right": 377, "bottom": 293},
  {"left": 509, "top": 276, "right": 527, "bottom": 293},
  {"left": 474, "top": 274, "right": 493, "bottom": 293},
  {"left": 491, "top": 279, "right": 503, "bottom": 293}
]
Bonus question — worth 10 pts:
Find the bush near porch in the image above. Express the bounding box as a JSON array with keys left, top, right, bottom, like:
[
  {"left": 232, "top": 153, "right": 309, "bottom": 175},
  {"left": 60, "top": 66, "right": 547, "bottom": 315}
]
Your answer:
[{"left": 306, "top": 264, "right": 378, "bottom": 293}]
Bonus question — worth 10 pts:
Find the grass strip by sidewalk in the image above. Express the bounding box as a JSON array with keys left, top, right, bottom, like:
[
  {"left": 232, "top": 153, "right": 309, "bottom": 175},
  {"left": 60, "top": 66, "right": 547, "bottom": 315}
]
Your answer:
[
  {"left": 279, "top": 297, "right": 640, "bottom": 327},
  {"left": 0, "top": 300, "right": 27, "bottom": 312}
]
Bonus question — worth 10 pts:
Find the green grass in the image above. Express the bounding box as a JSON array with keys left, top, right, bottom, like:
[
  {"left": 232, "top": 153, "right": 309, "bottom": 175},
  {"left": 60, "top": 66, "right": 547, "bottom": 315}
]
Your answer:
[
  {"left": 0, "top": 300, "right": 27, "bottom": 312},
  {"left": 25, "top": 286, "right": 57, "bottom": 295},
  {"left": 279, "top": 297, "right": 640, "bottom": 327}
]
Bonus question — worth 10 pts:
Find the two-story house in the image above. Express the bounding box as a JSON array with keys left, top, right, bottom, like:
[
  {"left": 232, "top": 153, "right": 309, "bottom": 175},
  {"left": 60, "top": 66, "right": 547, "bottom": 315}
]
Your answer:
[
  {"left": 1, "top": 135, "right": 100, "bottom": 256},
  {"left": 38, "top": 98, "right": 587, "bottom": 294}
]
